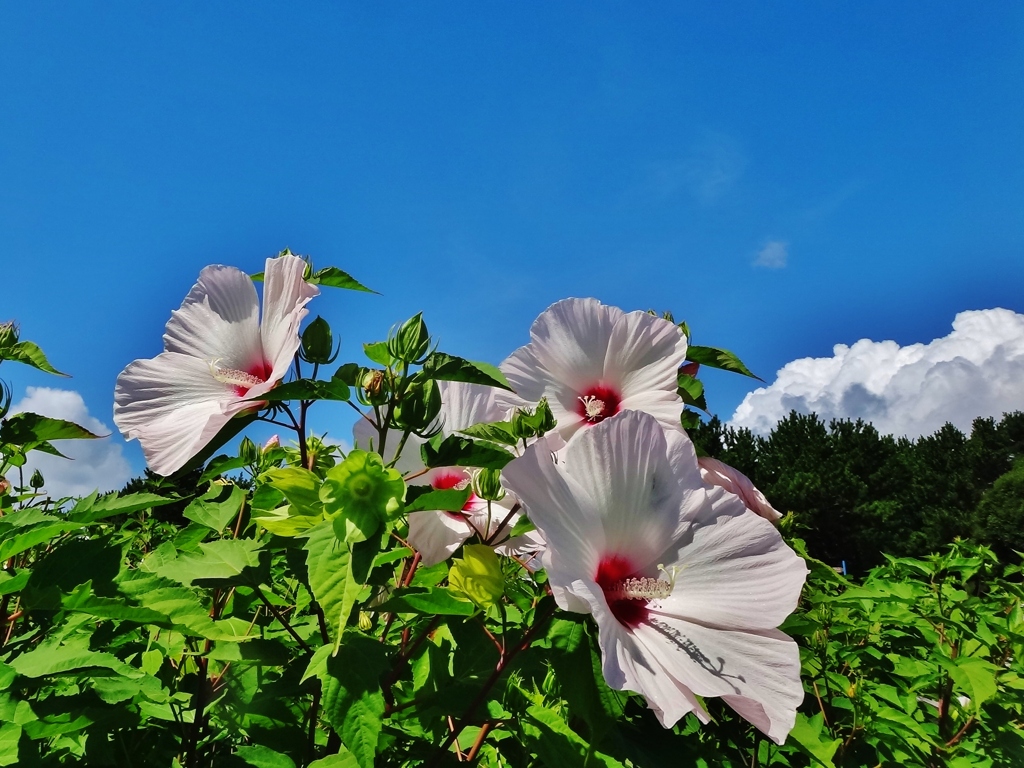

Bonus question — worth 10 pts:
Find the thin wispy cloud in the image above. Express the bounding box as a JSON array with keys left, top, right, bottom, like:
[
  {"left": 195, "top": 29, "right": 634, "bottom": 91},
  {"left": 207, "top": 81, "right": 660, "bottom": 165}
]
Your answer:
[
  {"left": 683, "top": 133, "right": 746, "bottom": 203},
  {"left": 754, "top": 240, "right": 788, "bottom": 269},
  {"left": 730, "top": 308, "right": 1024, "bottom": 438}
]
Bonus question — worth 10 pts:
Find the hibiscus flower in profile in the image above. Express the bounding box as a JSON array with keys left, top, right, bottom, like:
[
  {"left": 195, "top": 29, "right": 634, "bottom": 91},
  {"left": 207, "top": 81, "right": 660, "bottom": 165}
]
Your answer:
[
  {"left": 503, "top": 410, "right": 807, "bottom": 743},
  {"left": 698, "top": 456, "right": 782, "bottom": 523},
  {"left": 499, "top": 298, "right": 688, "bottom": 441},
  {"left": 114, "top": 254, "right": 319, "bottom": 476}
]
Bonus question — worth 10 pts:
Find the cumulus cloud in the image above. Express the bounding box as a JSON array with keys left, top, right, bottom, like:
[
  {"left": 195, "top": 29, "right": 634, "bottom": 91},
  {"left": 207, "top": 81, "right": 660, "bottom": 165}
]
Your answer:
[
  {"left": 730, "top": 308, "right": 1024, "bottom": 438},
  {"left": 8, "top": 387, "right": 131, "bottom": 498},
  {"left": 754, "top": 240, "right": 788, "bottom": 269}
]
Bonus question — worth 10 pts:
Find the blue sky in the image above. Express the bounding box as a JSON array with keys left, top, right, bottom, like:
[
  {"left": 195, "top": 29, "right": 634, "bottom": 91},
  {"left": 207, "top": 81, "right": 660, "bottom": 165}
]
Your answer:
[{"left": 2, "top": 3, "right": 1023, "bottom": 490}]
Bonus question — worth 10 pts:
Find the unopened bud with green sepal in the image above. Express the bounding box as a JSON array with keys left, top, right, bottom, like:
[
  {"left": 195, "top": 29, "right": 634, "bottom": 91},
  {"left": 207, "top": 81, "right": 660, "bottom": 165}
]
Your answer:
[
  {"left": 387, "top": 312, "right": 431, "bottom": 364},
  {"left": 473, "top": 468, "right": 505, "bottom": 502},
  {"left": 301, "top": 316, "right": 337, "bottom": 364},
  {"left": 394, "top": 379, "right": 442, "bottom": 433},
  {"left": 449, "top": 544, "right": 505, "bottom": 608}
]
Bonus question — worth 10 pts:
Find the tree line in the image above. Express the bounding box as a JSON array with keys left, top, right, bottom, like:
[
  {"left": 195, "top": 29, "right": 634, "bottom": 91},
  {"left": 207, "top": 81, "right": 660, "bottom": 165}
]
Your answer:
[{"left": 691, "top": 410, "right": 1024, "bottom": 572}]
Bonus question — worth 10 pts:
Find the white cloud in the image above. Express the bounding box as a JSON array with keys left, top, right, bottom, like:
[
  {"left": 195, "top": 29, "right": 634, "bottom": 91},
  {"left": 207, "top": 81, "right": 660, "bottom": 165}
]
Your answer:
[
  {"left": 8, "top": 387, "right": 131, "bottom": 498},
  {"left": 730, "top": 308, "right": 1024, "bottom": 438},
  {"left": 754, "top": 240, "right": 788, "bottom": 269}
]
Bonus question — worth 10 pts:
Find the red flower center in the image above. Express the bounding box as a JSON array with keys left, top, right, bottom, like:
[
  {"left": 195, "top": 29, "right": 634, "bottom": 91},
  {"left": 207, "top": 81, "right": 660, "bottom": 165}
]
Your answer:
[
  {"left": 595, "top": 554, "right": 649, "bottom": 628},
  {"left": 431, "top": 471, "right": 476, "bottom": 514},
  {"left": 575, "top": 384, "right": 621, "bottom": 424}
]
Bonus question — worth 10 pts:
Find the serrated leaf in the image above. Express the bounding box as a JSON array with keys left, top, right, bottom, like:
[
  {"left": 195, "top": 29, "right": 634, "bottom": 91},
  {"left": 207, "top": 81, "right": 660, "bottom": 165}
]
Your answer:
[
  {"left": 0, "top": 517, "right": 82, "bottom": 561},
  {"left": 523, "top": 704, "right": 625, "bottom": 768},
  {"left": 311, "top": 266, "right": 377, "bottom": 294},
  {"left": 318, "top": 633, "right": 388, "bottom": 768},
  {"left": 183, "top": 484, "right": 246, "bottom": 531},
  {"left": 421, "top": 353, "right": 512, "bottom": 391},
  {"left": 307, "top": 752, "right": 360, "bottom": 768},
  {"left": 250, "top": 378, "right": 350, "bottom": 403},
  {"left": 374, "top": 587, "right": 476, "bottom": 616},
  {"left": 787, "top": 712, "right": 841, "bottom": 767},
  {"left": 941, "top": 656, "right": 1000, "bottom": 708},
  {"left": 304, "top": 522, "right": 362, "bottom": 650},
  {"left": 676, "top": 373, "right": 708, "bottom": 412},
  {"left": 458, "top": 421, "right": 520, "bottom": 446},
  {"left": 235, "top": 745, "right": 298, "bottom": 768},
  {"left": 679, "top": 409, "right": 701, "bottom": 430},
  {"left": 421, "top": 434, "right": 513, "bottom": 470},
  {"left": 0, "top": 340, "right": 66, "bottom": 376},
  {"left": 0, "top": 722, "right": 21, "bottom": 767},
  {"left": 263, "top": 467, "right": 323, "bottom": 516},
  {"left": 145, "top": 538, "right": 269, "bottom": 587},
  {"left": 68, "top": 490, "right": 181, "bottom": 523},
  {"left": 404, "top": 486, "right": 473, "bottom": 514},
  {"left": 685, "top": 344, "right": 761, "bottom": 381},
  {"left": 0, "top": 412, "right": 101, "bottom": 445}
]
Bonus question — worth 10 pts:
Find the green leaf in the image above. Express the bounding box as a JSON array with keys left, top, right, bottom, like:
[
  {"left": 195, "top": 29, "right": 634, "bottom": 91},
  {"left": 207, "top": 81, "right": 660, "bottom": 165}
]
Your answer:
[
  {"left": 509, "top": 516, "right": 536, "bottom": 538},
  {"left": 421, "top": 434, "right": 513, "bottom": 470},
  {"left": 234, "top": 745, "right": 298, "bottom": 768},
  {"left": 183, "top": 484, "right": 245, "bottom": 531},
  {"left": 941, "top": 656, "right": 1000, "bottom": 707},
  {"left": 304, "top": 522, "right": 362, "bottom": 650},
  {"left": 421, "top": 353, "right": 513, "bottom": 391},
  {"left": 0, "top": 722, "right": 21, "bottom": 767},
  {"left": 307, "top": 752, "right": 360, "bottom": 768},
  {"left": 404, "top": 485, "right": 473, "bottom": 514},
  {"left": 0, "top": 412, "right": 101, "bottom": 445},
  {"left": 458, "top": 421, "right": 520, "bottom": 446},
  {"left": 0, "top": 515, "right": 82, "bottom": 561},
  {"left": 311, "top": 266, "right": 377, "bottom": 294},
  {"left": 679, "top": 409, "right": 701, "bottom": 430},
  {"left": 250, "top": 378, "right": 351, "bottom": 403},
  {"left": 676, "top": 373, "right": 708, "bottom": 412},
  {"left": 523, "top": 704, "right": 625, "bottom": 768},
  {"left": 318, "top": 633, "right": 388, "bottom": 768},
  {"left": 68, "top": 490, "right": 180, "bottom": 523},
  {"left": 685, "top": 344, "right": 762, "bottom": 381},
  {"left": 0, "top": 340, "right": 66, "bottom": 376},
  {"left": 363, "top": 342, "right": 392, "bottom": 366},
  {"left": 10, "top": 637, "right": 141, "bottom": 678},
  {"left": 145, "top": 538, "right": 269, "bottom": 587},
  {"left": 374, "top": 586, "right": 476, "bottom": 616},
  {"left": 787, "top": 712, "right": 841, "bottom": 767},
  {"left": 263, "top": 467, "right": 323, "bottom": 516}
]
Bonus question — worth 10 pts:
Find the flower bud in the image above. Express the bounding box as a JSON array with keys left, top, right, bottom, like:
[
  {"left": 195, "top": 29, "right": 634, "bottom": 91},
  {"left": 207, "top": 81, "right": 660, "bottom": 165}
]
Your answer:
[
  {"left": 358, "top": 611, "right": 374, "bottom": 631},
  {"left": 360, "top": 369, "right": 387, "bottom": 402},
  {"left": 387, "top": 313, "right": 430, "bottom": 364},
  {"left": 300, "top": 316, "right": 337, "bottom": 364},
  {"left": 239, "top": 436, "right": 260, "bottom": 465},
  {"left": 263, "top": 435, "right": 280, "bottom": 450},
  {"left": 0, "top": 476, "right": 9, "bottom": 496},
  {"left": 321, "top": 450, "right": 405, "bottom": 543},
  {"left": 394, "top": 379, "right": 442, "bottom": 434},
  {"left": 680, "top": 361, "right": 700, "bottom": 378},
  {"left": 473, "top": 468, "right": 505, "bottom": 502},
  {"left": 29, "top": 469, "right": 44, "bottom": 490},
  {"left": 448, "top": 544, "right": 505, "bottom": 608},
  {"left": 0, "top": 321, "right": 18, "bottom": 350},
  {"left": 510, "top": 398, "right": 557, "bottom": 440}
]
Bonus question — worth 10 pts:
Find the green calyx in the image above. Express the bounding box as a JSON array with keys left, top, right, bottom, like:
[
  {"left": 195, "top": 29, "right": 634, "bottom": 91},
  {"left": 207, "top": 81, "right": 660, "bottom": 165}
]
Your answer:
[
  {"left": 448, "top": 544, "right": 505, "bottom": 608},
  {"left": 321, "top": 449, "right": 405, "bottom": 542}
]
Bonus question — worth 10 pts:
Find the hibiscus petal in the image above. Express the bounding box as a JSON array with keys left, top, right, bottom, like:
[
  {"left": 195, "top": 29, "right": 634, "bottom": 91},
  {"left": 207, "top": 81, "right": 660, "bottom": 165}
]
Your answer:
[
  {"left": 631, "top": 620, "right": 803, "bottom": 744},
  {"left": 162, "top": 265, "right": 263, "bottom": 371},
  {"left": 408, "top": 512, "right": 471, "bottom": 566},
  {"left": 437, "top": 381, "right": 508, "bottom": 435},
  {"left": 114, "top": 353, "right": 238, "bottom": 475},
  {"left": 260, "top": 254, "right": 320, "bottom": 381},
  {"left": 503, "top": 435, "right": 604, "bottom": 572},
  {"left": 652, "top": 486, "right": 807, "bottom": 630},
  {"left": 606, "top": 309, "right": 687, "bottom": 397},
  {"left": 562, "top": 410, "right": 688, "bottom": 571}
]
